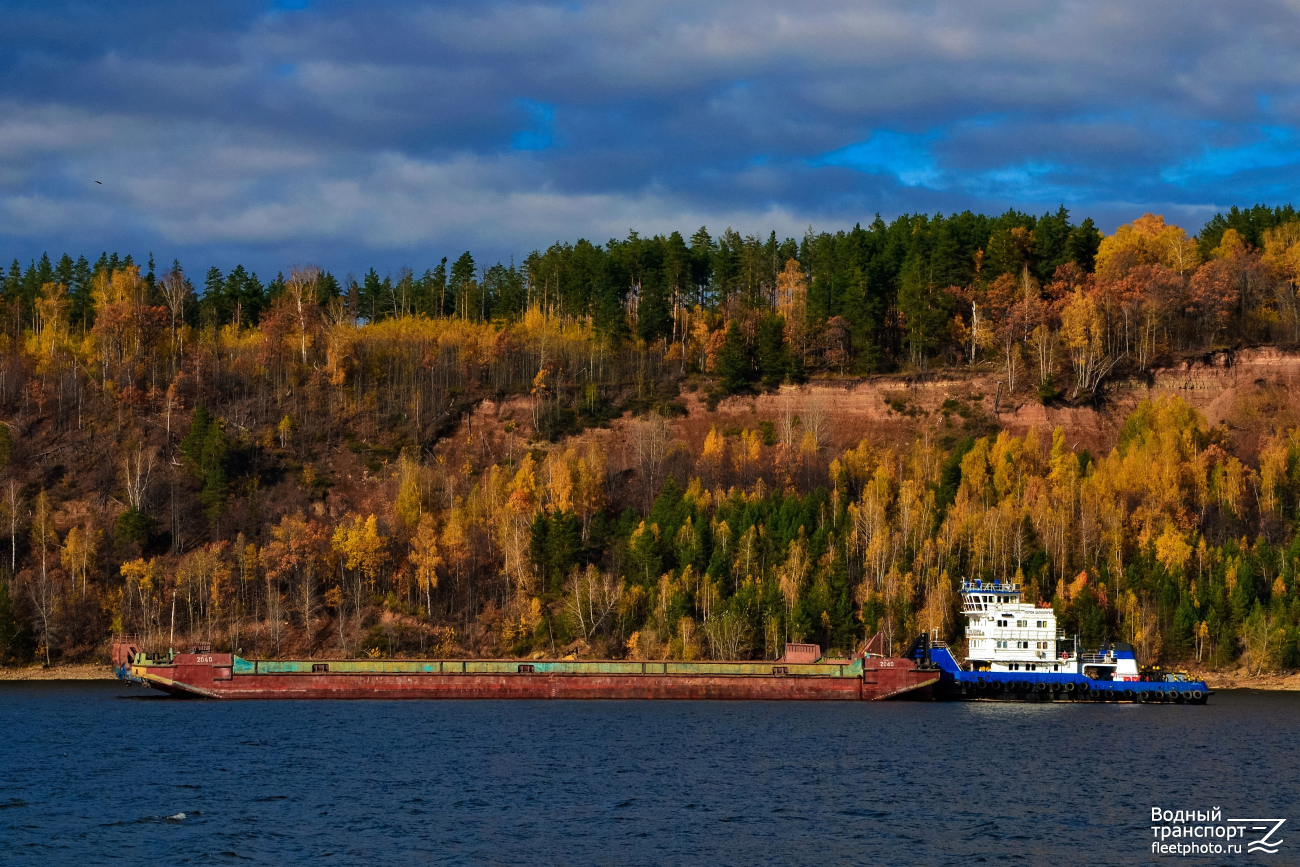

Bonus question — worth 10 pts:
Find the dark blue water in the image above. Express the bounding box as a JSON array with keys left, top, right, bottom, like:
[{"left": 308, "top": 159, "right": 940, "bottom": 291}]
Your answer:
[{"left": 2, "top": 684, "right": 1298, "bottom": 865}]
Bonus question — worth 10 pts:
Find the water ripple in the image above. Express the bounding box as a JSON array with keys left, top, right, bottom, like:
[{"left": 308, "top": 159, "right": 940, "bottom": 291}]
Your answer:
[{"left": 0, "top": 683, "right": 1297, "bottom": 865}]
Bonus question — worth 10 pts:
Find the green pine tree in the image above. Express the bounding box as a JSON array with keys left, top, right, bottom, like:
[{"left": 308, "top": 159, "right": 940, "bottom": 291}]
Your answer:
[
  {"left": 181, "top": 405, "right": 229, "bottom": 525},
  {"left": 756, "top": 313, "right": 790, "bottom": 386}
]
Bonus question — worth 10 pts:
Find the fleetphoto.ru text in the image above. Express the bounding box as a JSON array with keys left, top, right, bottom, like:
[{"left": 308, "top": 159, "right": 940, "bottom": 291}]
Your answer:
[{"left": 1151, "top": 808, "right": 1286, "bottom": 857}]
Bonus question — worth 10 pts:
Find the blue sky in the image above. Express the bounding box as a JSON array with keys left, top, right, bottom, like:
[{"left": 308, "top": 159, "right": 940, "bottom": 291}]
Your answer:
[{"left": 1, "top": 0, "right": 1298, "bottom": 276}]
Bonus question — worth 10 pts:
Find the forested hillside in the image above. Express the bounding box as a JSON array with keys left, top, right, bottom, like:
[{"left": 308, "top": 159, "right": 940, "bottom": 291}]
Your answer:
[{"left": 4, "top": 203, "right": 1300, "bottom": 673}]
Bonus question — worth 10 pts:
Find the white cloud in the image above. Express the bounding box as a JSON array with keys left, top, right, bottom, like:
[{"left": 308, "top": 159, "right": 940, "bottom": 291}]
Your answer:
[{"left": 2, "top": 0, "right": 1300, "bottom": 270}]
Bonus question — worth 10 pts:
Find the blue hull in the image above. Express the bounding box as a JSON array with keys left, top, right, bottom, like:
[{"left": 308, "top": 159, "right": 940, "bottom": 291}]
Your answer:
[{"left": 926, "top": 648, "right": 1211, "bottom": 704}]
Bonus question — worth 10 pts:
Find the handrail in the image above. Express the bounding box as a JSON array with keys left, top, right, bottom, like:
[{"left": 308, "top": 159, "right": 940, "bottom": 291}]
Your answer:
[
  {"left": 960, "top": 580, "right": 1021, "bottom": 592},
  {"left": 966, "top": 630, "right": 1062, "bottom": 640},
  {"left": 1077, "top": 653, "right": 1117, "bottom": 664}
]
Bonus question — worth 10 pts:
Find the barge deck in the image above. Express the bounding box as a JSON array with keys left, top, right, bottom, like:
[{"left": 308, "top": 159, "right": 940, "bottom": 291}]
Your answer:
[{"left": 116, "top": 639, "right": 939, "bottom": 701}]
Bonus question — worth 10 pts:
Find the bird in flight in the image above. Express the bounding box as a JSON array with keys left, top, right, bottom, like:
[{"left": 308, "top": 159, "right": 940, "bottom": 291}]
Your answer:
[{"left": 95, "top": 181, "right": 102, "bottom": 185}]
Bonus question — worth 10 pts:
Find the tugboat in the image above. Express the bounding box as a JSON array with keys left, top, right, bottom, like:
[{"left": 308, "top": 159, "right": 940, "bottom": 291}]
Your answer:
[{"left": 907, "top": 579, "right": 1211, "bottom": 704}]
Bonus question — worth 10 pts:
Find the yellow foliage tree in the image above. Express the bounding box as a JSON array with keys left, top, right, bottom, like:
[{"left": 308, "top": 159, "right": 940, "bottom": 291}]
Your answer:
[
  {"left": 702, "top": 425, "right": 725, "bottom": 485},
  {"left": 1154, "top": 523, "right": 1192, "bottom": 577},
  {"left": 394, "top": 452, "right": 423, "bottom": 530},
  {"left": 176, "top": 542, "right": 232, "bottom": 644},
  {"left": 1263, "top": 221, "right": 1300, "bottom": 279},
  {"left": 544, "top": 448, "right": 576, "bottom": 514},
  {"left": 410, "top": 513, "right": 443, "bottom": 618},
  {"left": 1211, "top": 228, "right": 1247, "bottom": 260},
  {"left": 733, "top": 428, "right": 763, "bottom": 481},
  {"left": 777, "top": 530, "right": 809, "bottom": 618},
  {"left": 61, "top": 523, "right": 101, "bottom": 599},
  {"left": 573, "top": 438, "right": 607, "bottom": 540},
  {"left": 1060, "top": 289, "right": 1116, "bottom": 397},
  {"left": 120, "top": 557, "right": 166, "bottom": 649},
  {"left": 33, "top": 282, "right": 70, "bottom": 358},
  {"left": 774, "top": 259, "right": 808, "bottom": 363},
  {"left": 507, "top": 454, "right": 538, "bottom": 514},
  {"left": 1095, "top": 213, "right": 1201, "bottom": 277},
  {"left": 441, "top": 500, "right": 470, "bottom": 588},
  {"left": 331, "top": 514, "right": 388, "bottom": 585}
]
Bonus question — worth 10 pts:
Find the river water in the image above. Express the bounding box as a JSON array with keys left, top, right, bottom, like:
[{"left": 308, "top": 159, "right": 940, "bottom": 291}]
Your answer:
[{"left": 2, "top": 682, "right": 1298, "bottom": 865}]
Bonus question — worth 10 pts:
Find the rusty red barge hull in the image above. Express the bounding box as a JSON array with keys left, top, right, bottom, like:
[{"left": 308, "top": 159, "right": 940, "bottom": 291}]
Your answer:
[{"left": 128, "top": 652, "right": 939, "bottom": 701}]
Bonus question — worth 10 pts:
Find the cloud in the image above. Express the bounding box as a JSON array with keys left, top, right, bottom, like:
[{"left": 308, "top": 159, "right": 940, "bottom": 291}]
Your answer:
[{"left": 0, "top": 1, "right": 1298, "bottom": 273}]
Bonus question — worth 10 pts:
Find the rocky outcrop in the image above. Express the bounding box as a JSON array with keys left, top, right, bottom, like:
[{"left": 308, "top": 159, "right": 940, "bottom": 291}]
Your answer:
[{"left": 687, "top": 348, "right": 1300, "bottom": 457}]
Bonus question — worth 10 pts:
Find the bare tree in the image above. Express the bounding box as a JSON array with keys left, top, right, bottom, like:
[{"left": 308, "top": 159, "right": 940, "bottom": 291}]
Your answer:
[
  {"left": 265, "top": 574, "right": 283, "bottom": 659},
  {"left": 565, "top": 565, "right": 621, "bottom": 641},
  {"left": 27, "top": 491, "right": 60, "bottom": 665},
  {"left": 629, "top": 415, "right": 670, "bottom": 510},
  {"left": 778, "top": 392, "right": 799, "bottom": 449},
  {"left": 802, "top": 393, "right": 833, "bottom": 453},
  {"left": 121, "top": 445, "right": 156, "bottom": 513},
  {"left": 2, "top": 479, "right": 18, "bottom": 574},
  {"left": 1243, "top": 604, "right": 1281, "bottom": 676},
  {"left": 286, "top": 266, "right": 321, "bottom": 365},
  {"left": 323, "top": 295, "right": 353, "bottom": 328},
  {"left": 704, "top": 608, "right": 752, "bottom": 660},
  {"left": 159, "top": 267, "right": 191, "bottom": 360},
  {"left": 1030, "top": 323, "right": 1058, "bottom": 388}
]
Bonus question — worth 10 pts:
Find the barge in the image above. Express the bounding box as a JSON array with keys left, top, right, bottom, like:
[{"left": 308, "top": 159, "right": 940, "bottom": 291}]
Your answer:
[
  {"left": 907, "top": 579, "right": 1211, "bottom": 704},
  {"left": 112, "top": 637, "right": 940, "bottom": 701}
]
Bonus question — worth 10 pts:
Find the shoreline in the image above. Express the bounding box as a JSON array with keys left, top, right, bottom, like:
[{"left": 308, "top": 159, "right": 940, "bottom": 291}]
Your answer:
[
  {"left": 0, "top": 664, "right": 118, "bottom": 681},
  {"left": 1, "top": 663, "right": 1300, "bottom": 690},
  {"left": 1197, "top": 671, "right": 1300, "bottom": 691}
]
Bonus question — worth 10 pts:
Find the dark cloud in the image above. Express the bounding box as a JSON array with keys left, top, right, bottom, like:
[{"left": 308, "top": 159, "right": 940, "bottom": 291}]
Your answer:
[{"left": 1, "top": 0, "right": 1298, "bottom": 274}]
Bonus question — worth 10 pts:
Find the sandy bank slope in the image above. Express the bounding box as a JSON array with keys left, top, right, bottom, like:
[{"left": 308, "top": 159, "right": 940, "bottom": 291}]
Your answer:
[
  {"left": 0, "top": 664, "right": 117, "bottom": 681},
  {"left": 1198, "top": 670, "right": 1300, "bottom": 691}
]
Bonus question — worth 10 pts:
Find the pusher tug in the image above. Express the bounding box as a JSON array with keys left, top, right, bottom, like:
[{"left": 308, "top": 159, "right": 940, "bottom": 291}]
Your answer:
[{"left": 908, "top": 579, "right": 1212, "bottom": 704}]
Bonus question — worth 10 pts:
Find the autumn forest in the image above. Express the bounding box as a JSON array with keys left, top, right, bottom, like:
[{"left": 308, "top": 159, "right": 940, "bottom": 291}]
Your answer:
[{"left": 4, "top": 203, "right": 1300, "bottom": 673}]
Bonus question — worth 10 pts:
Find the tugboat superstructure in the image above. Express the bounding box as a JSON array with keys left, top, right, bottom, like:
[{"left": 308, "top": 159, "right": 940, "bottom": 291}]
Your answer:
[
  {"left": 914, "top": 579, "right": 1210, "bottom": 703},
  {"left": 963, "top": 579, "right": 1073, "bottom": 673}
]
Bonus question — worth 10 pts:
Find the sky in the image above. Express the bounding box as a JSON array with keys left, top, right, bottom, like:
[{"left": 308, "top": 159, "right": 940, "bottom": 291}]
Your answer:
[{"left": 1, "top": 0, "right": 1299, "bottom": 277}]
